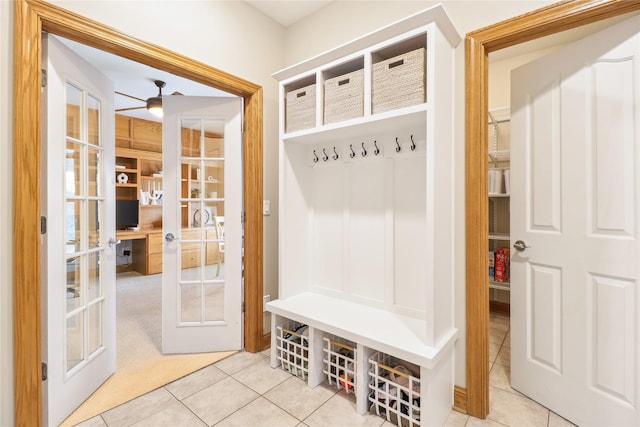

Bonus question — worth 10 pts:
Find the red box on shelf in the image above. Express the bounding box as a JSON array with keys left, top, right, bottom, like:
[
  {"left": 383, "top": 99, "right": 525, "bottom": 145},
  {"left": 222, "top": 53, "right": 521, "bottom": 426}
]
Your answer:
[{"left": 494, "top": 247, "right": 510, "bottom": 282}]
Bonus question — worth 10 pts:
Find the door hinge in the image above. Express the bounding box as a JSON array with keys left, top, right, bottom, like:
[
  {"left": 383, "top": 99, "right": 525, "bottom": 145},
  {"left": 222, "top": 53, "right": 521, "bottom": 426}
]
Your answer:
[
  {"left": 242, "top": 121, "right": 246, "bottom": 134},
  {"left": 241, "top": 211, "right": 246, "bottom": 223},
  {"left": 41, "top": 69, "right": 47, "bottom": 88},
  {"left": 40, "top": 216, "right": 47, "bottom": 234},
  {"left": 242, "top": 302, "right": 245, "bottom": 313},
  {"left": 42, "top": 362, "right": 47, "bottom": 381}
]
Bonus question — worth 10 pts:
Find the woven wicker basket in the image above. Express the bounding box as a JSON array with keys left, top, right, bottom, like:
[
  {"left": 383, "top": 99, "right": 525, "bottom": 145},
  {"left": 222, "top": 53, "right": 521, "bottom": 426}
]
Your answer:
[
  {"left": 324, "top": 69, "right": 364, "bottom": 125},
  {"left": 372, "top": 48, "right": 426, "bottom": 114},
  {"left": 286, "top": 84, "right": 316, "bottom": 133}
]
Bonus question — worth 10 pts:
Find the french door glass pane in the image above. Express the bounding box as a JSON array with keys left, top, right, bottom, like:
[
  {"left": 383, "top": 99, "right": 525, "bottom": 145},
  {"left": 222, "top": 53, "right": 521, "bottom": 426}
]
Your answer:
[
  {"left": 87, "top": 251, "right": 101, "bottom": 300},
  {"left": 181, "top": 119, "right": 201, "bottom": 157},
  {"left": 204, "top": 282, "right": 224, "bottom": 321},
  {"left": 88, "top": 147, "right": 100, "bottom": 197},
  {"left": 203, "top": 119, "right": 223, "bottom": 157},
  {"left": 88, "top": 200, "right": 101, "bottom": 249},
  {"left": 87, "top": 94, "right": 101, "bottom": 146},
  {"left": 66, "top": 313, "right": 84, "bottom": 371},
  {"left": 88, "top": 302, "right": 102, "bottom": 355},
  {"left": 203, "top": 160, "right": 224, "bottom": 199},
  {"left": 66, "top": 141, "right": 82, "bottom": 196},
  {"left": 66, "top": 256, "right": 82, "bottom": 313},
  {"left": 181, "top": 283, "right": 201, "bottom": 322},
  {"left": 66, "top": 83, "right": 82, "bottom": 140},
  {"left": 66, "top": 200, "right": 82, "bottom": 253}
]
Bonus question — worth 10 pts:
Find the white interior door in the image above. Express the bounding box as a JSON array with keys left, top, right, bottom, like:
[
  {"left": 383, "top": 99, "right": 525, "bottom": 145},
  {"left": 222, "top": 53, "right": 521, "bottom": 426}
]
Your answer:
[
  {"left": 511, "top": 15, "right": 640, "bottom": 427},
  {"left": 162, "top": 96, "right": 242, "bottom": 353},
  {"left": 42, "top": 34, "right": 116, "bottom": 426}
]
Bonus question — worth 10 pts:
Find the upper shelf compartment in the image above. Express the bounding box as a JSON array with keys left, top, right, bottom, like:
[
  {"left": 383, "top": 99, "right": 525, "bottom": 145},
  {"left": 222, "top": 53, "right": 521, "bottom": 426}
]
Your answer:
[{"left": 274, "top": 4, "right": 461, "bottom": 144}]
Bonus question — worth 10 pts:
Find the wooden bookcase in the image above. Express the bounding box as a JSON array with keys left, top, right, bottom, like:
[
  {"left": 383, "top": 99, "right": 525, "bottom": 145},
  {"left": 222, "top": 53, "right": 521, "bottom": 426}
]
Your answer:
[{"left": 267, "top": 5, "right": 461, "bottom": 426}]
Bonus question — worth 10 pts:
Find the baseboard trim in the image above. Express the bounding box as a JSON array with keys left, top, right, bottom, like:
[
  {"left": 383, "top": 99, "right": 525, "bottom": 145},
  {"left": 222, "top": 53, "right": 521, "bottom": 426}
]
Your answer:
[
  {"left": 453, "top": 386, "right": 468, "bottom": 414},
  {"left": 489, "top": 300, "right": 510, "bottom": 315},
  {"left": 261, "top": 332, "right": 271, "bottom": 351}
]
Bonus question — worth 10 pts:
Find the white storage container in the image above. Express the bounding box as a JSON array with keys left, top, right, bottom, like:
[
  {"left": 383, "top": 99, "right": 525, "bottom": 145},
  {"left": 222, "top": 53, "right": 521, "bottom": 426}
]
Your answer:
[
  {"left": 276, "top": 321, "right": 309, "bottom": 380},
  {"left": 322, "top": 336, "right": 356, "bottom": 393}
]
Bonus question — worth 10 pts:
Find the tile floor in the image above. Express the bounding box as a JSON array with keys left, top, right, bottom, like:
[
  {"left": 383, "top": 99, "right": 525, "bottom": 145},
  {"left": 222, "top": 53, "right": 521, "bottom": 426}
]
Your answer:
[{"left": 75, "top": 312, "right": 576, "bottom": 427}]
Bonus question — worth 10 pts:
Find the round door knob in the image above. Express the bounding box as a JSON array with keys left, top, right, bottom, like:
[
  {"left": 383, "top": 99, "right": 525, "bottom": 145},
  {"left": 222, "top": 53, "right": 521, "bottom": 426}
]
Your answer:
[
  {"left": 165, "top": 233, "right": 176, "bottom": 242},
  {"left": 513, "top": 240, "right": 531, "bottom": 252}
]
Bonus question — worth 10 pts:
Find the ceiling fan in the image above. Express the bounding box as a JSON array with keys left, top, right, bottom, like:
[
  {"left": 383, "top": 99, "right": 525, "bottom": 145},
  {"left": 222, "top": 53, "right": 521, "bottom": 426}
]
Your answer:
[{"left": 115, "top": 80, "right": 182, "bottom": 117}]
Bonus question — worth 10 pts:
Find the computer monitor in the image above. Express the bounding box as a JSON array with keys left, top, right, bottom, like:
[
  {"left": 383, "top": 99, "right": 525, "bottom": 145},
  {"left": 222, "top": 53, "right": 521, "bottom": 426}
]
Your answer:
[{"left": 116, "top": 199, "right": 139, "bottom": 230}]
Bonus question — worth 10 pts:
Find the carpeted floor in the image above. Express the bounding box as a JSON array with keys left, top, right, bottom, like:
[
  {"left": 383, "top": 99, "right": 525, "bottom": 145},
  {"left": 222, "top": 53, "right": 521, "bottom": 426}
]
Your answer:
[{"left": 60, "top": 271, "right": 235, "bottom": 426}]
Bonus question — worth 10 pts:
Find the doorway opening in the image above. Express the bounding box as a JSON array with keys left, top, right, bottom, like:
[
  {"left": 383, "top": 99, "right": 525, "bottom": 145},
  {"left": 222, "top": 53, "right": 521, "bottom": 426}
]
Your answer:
[
  {"left": 465, "top": 0, "right": 640, "bottom": 419},
  {"left": 14, "top": 1, "right": 264, "bottom": 425}
]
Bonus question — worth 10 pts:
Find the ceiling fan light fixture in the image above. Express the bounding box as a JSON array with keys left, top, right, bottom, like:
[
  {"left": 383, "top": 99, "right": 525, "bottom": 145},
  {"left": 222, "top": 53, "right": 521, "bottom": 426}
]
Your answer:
[{"left": 146, "top": 80, "right": 166, "bottom": 117}]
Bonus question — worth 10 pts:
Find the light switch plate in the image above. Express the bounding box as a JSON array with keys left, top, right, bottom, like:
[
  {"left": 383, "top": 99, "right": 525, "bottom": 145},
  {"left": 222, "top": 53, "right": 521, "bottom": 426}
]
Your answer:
[{"left": 263, "top": 200, "right": 271, "bottom": 216}]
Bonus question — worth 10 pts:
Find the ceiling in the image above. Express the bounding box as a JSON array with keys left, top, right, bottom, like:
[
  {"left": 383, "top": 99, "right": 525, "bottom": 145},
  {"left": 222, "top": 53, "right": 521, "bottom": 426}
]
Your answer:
[
  {"left": 245, "top": 0, "right": 332, "bottom": 27},
  {"left": 58, "top": 36, "right": 232, "bottom": 122}
]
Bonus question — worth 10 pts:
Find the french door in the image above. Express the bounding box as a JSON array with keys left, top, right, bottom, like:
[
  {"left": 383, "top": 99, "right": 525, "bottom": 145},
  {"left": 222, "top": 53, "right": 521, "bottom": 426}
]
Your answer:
[{"left": 42, "top": 34, "right": 116, "bottom": 426}]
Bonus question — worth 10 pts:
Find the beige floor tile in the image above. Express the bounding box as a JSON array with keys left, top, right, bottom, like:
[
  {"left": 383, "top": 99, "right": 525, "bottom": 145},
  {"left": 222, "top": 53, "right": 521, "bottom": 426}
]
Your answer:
[
  {"left": 548, "top": 411, "right": 577, "bottom": 427},
  {"left": 232, "top": 358, "right": 292, "bottom": 394},
  {"left": 101, "top": 388, "right": 178, "bottom": 427},
  {"left": 264, "top": 376, "right": 336, "bottom": 420},
  {"left": 131, "top": 401, "right": 207, "bottom": 427},
  {"left": 489, "top": 313, "right": 510, "bottom": 332},
  {"left": 466, "top": 416, "right": 510, "bottom": 426},
  {"left": 214, "top": 350, "right": 264, "bottom": 375},
  {"left": 489, "top": 361, "right": 512, "bottom": 393},
  {"left": 165, "top": 363, "right": 228, "bottom": 400},
  {"left": 214, "top": 396, "right": 299, "bottom": 427},
  {"left": 304, "top": 393, "right": 384, "bottom": 427},
  {"left": 182, "top": 376, "right": 259, "bottom": 426},
  {"left": 489, "top": 342, "right": 501, "bottom": 364},
  {"left": 73, "top": 415, "right": 107, "bottom": 427},
  {"left": 488, "top": 386, "right": 549, "bottom": 427},
  {"left": 496, "top": 346, "right": 510, "bottom": 367},
  {"left": 490, "top": 326, "right": 508, "bottom": 346},
  {"left": 444, "top": 409, "right": 469, "bottom": 427}
]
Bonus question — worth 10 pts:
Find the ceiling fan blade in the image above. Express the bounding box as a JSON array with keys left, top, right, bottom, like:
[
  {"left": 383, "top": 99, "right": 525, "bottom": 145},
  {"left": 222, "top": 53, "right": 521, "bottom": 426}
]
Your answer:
[
  {"left": 171, "top": 91, "right": 184, "bottom": 96},
  {"left": 116, "top": 106, "right": 147, "bottom": 112},
  {"left": 115, "top": 91, "right": 146, "bottom": 103}
]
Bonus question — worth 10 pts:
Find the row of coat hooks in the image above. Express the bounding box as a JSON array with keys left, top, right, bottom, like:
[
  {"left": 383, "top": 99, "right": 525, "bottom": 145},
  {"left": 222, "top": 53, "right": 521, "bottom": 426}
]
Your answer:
[{"left": 312, "top": 135, "right": 417, "bottom": 163}]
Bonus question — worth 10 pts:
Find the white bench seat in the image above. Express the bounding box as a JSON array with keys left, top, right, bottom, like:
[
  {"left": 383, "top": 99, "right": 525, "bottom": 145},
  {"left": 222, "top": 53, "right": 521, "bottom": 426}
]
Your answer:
[{"left": 266, "top": 292, "right": 458, "bottom": 426}]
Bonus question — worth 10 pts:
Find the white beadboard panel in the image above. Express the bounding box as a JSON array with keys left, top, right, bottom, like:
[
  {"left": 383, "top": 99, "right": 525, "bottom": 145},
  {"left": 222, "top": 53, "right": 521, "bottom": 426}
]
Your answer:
[
  {"left": 311, "top": 162, "right": 344, "bottom": 293},
  {"left": 588, "top": 273, "right": 636, "bottom": 405},
  {"left": 527, "top": 262, "right": 562, "bottom": 374},
  {"left": 527, "top": 77, "right": 562, "bottom": 234},
  {"left": 348, "top": 159, "right": 385, "bottom": 303},
  {"left": 589, "top": 58, "right": 636, "bottom": 238},
  {"left": 393, "top": 154, "right": 427, "bottom": 313},
  {"left": 280, "top": 143, "right": 312, "bottom": 298}
]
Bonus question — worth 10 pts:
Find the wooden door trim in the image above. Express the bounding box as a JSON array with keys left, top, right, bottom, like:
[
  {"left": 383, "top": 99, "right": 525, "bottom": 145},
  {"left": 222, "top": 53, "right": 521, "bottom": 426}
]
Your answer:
[
  {"left": 465, "top": 0, "right": 640, "bottom": 418},
  {"left": 14, "top": 0, "right": 264, "bottom": 424}
]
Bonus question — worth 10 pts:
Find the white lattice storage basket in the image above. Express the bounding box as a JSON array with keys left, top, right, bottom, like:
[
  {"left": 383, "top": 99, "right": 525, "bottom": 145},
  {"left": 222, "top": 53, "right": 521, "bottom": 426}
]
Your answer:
[
  {"left": 322, "top": 335, "right": 357, "bottom": 393},
  {"left": 372, "top": 48, "right": 426, "bottom": 114},
  {"left": 323, "top": 69, "right": 364, "bottom": 125},
  {"left": 276, "top": 320, "right": 310, "bottom": 380},
  {"left": 368, "top": 352, "right": 421, "bottom": 427},
  {"left": 285, "top": 84, "right": 316, "bottom": 133}
]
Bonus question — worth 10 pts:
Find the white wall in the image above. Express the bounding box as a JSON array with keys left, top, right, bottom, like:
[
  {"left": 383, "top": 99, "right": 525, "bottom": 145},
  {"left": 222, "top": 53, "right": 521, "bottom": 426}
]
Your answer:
[
  {"left": 0, "top": 1, "right": 14, "bottom": 426},
  {"left": 283, "top": 0, "right": 555, "bottom": 388},
  {"left": 0, "top": 1, "right": 285, "bottom": 424}
]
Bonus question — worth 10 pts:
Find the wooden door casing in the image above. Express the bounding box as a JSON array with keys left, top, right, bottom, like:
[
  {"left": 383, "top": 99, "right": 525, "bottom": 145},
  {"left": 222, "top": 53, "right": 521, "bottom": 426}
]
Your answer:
[
  {"left": 465, "top": 0, "right": 640, "bottom": 418},
  {"left": 13, "top": 1, "right": 263, "bottom": 425}
]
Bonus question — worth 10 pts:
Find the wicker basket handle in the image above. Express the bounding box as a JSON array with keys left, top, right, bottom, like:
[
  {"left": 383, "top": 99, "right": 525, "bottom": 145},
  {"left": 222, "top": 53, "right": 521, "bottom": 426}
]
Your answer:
[{"left": 389, "top": 59, "right": 404, "bottom": 69}]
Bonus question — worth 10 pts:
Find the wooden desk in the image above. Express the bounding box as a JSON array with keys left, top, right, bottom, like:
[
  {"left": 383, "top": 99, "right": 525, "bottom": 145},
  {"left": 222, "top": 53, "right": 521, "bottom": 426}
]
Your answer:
[
  {"left": 116, "top": 228, "right": 162, "bottom": 275},
  {"left": 116, "top": 228, "right": 218, "bottom": 275}
]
